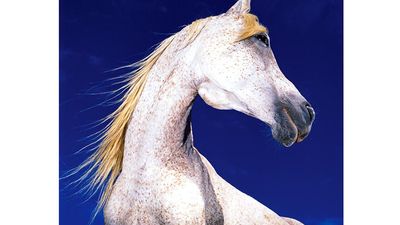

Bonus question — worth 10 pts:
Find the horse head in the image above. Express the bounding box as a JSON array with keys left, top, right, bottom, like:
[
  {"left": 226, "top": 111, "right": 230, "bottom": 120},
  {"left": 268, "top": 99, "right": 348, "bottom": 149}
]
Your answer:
[{"left": 187, "top": 0, "right": 315, "bottom": 147}]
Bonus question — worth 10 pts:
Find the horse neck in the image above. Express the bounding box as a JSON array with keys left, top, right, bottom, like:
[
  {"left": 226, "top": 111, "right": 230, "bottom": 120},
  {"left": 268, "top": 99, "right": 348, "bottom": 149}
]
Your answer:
[{"left": 122, "top": 48, "right": 198, "bottom": 174}]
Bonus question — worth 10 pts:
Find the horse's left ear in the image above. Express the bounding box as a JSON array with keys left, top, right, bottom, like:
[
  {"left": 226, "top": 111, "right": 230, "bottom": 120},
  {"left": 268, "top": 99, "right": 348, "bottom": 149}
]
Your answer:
[{"left": 227, "top": 0, "right": 251, "bottom": 14}]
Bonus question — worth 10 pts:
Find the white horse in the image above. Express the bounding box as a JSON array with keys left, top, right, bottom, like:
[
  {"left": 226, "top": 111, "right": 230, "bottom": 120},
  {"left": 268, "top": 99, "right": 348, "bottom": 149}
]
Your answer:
[{"left": 78, "top": 0, "right": 315, "bottom": 224}]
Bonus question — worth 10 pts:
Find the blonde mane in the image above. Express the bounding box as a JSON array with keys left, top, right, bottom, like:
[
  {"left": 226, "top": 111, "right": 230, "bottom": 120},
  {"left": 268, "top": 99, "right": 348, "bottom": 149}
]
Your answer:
[
  {"left": 76, "top": 12, "right": 265, "bottom": 218},
  {"left": 75, "top": 34, "right": 175, "bottom": 216},
  {"left": 76, "top": 17, "right": 210, "bottom": 217}
]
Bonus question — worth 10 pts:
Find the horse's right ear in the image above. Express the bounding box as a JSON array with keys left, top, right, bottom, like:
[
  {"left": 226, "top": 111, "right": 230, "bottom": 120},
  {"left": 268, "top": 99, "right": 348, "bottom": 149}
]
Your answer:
[{"left": 227, "top": 0, "right": 251, "bottom": 14}]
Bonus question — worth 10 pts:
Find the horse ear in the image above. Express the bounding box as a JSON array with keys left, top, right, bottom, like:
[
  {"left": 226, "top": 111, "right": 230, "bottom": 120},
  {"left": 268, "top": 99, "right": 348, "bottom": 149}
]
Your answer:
[{"left": 227, "top": 0, "right": 251, "bottom": 14}]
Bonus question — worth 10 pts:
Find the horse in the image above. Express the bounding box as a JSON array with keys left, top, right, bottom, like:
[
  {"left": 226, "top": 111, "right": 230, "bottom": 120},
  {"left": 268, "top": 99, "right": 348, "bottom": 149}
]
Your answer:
[{"left": 77, "top": 0, "right": 315, "bottom": 224}]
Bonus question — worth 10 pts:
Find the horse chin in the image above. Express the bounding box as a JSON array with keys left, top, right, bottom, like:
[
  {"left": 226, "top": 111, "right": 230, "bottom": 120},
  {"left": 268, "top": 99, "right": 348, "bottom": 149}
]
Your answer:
[
  {"left": 271, "top": 125, "right": 298, "bottom": 147},
  {"left": 271, "top": 111, "right": 299, "bottom": 148}
]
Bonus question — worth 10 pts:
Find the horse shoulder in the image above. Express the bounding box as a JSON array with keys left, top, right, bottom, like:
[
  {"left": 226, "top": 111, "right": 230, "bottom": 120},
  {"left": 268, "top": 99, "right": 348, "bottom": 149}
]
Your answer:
[{"left": 198, "top": 151, "right": 300, "bottom": 225}]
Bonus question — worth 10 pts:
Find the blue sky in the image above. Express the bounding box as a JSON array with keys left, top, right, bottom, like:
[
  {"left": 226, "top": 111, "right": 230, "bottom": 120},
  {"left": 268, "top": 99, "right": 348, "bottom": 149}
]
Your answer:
[{"left": 60, "top": 0, "right": 343, "bottom": 224}]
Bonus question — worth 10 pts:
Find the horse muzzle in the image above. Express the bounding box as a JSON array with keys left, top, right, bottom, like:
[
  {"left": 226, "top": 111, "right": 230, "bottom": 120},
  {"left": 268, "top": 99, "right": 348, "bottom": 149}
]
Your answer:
[{"left": 272, "top": 99, "right": 315, "bottom": 147}]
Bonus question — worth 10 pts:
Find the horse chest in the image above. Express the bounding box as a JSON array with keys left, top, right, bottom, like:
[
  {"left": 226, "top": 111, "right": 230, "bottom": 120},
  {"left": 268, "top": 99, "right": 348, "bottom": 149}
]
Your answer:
[{"left": 105, "top": 169, "right": 224, "bottom": 225}]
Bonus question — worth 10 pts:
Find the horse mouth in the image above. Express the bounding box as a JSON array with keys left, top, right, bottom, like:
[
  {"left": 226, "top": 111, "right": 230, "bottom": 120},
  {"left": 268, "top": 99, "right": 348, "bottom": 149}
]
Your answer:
[{"left": 272, "top": 108, "right": 311, "bottom": 147}]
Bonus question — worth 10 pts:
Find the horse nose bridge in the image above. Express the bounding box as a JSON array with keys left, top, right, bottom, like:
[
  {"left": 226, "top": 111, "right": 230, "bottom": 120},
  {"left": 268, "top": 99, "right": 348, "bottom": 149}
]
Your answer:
[
  {"left": 266, "top": 62, "right": 310, "bottom": 112},
  {"left": 275, "top": 78, "right": 305, "bottom": 103},
  {"left": 269, "top": 69, "right": 301, "bottom": 98}
]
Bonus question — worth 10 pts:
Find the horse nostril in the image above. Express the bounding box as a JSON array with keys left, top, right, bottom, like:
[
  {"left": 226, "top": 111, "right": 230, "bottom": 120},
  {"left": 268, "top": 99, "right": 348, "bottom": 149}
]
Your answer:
[{"left": 304, "top": 103, "right": 315, "bottom": 123}]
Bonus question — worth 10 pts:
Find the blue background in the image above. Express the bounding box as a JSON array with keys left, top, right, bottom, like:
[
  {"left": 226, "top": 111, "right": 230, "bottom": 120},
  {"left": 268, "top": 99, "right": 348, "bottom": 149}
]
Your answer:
[{"left": 60, "top": 0, "right": 343, "bottom": 224}]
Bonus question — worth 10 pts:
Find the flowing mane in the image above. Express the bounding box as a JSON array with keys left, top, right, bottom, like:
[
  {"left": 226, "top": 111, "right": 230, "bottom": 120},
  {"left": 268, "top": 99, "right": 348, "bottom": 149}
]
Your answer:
[
  {"left": 75, "top": 16, "right": 213, "bottom": 217},
  {"left": 77, "top": 34, "right": 176, "bottom": 216},
  {"left": 75, "top": 12, "right": 265, "bottom": 218}
]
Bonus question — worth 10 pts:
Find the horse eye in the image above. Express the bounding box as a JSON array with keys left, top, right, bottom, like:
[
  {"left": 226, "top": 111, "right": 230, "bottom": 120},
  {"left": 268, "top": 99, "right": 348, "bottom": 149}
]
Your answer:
[{"left": 254, "top": 33, "right": 270, "bottom": 48}]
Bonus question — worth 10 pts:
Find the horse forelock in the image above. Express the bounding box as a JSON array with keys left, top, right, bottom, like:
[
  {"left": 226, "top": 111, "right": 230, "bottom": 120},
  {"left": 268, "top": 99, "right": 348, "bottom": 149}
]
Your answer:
[{"left": 237, "top": 13, "right": 268, "bottom": 41}]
